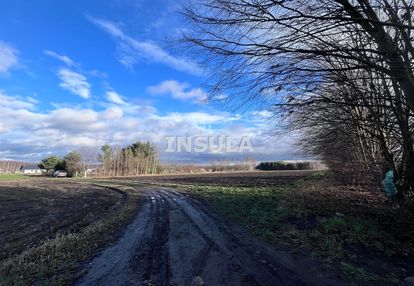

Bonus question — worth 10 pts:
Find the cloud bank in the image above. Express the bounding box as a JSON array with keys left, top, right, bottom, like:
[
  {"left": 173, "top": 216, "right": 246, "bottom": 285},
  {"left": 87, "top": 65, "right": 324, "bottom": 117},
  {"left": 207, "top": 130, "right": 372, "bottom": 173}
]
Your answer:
[{"left": 0, "top": 90, "right": 298, "bottom": 162}]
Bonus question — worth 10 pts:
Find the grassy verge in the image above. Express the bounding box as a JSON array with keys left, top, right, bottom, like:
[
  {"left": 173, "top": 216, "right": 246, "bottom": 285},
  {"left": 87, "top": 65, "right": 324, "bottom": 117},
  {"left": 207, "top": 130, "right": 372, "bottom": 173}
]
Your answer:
[
  {"left": 168, "top": 174, "right": 413, "bottom": 283},
  {"left": 0, "top": 186, "right": 143, "bottom": 286},
  {"left": 0, "top": 174, "right": 30, "bottom": 181}
]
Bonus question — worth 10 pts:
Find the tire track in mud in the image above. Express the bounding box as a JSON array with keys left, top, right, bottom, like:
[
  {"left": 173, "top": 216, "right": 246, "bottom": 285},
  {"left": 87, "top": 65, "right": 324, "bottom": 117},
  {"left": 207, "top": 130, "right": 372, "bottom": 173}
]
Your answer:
[
  {"left": 76, "top": 196, "right": 153, "bottom": 286},
  {"left": 77, "top": 186, "right": 345, "bottom": 286},
  {"left": 158, "top": 190, "right": 219, "bottom": 286},
  {"left": 77, "top": 190, "right": 171, "bottom": 286},
  {"left": 162, "top": 189, "right": 298, "bottom": 285},
  {"left": 158, "top": 190, "right": 230, "bottom": 285},
  {"left": 158, "top": 188, "right": 300, "bottom": 286},
  {"left": 143, "top": 192, "right": 170, "bottom": 285}
]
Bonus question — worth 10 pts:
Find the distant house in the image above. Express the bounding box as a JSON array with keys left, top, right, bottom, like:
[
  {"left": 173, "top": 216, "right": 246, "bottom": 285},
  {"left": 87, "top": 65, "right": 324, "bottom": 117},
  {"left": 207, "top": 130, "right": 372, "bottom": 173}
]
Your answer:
[{"left": 20, "top": 164, "right": 44, "bottom": 174}]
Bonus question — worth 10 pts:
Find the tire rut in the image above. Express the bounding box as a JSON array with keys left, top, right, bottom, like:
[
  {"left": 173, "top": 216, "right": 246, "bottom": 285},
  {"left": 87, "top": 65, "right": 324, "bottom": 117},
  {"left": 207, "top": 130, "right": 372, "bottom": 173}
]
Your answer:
[
  {"left": 144, "top": 192, "right": 170, "bottom": 286},
  {"left": 77, "top": 186, "right": 346, "bottom": 286},
  {"left": 158, "top": 188, "right": 299, "bottom": 286},
  {"left": 163, "top": 189, "right": 300, "bottom": 285}
]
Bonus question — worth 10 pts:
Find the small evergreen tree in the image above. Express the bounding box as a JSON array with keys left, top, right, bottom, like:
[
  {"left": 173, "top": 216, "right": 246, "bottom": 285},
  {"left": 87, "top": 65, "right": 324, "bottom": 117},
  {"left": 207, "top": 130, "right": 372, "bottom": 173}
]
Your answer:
[{"left": 38, "top": 156, "right": 60, "bottom": 174}]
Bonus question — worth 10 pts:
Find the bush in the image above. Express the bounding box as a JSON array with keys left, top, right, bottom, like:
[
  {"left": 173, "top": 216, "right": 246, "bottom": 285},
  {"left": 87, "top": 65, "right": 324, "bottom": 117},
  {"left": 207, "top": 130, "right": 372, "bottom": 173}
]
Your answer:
[{"left": 256, "top": 161, "right": 311, "bottom": 171}]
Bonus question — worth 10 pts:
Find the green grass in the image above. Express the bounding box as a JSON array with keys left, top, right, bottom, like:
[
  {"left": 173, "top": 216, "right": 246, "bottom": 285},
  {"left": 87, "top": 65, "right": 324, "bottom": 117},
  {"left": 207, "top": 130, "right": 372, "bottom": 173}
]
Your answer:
[
  {"left": 340, "top": 262, "right": 379, "bottom": 282},
  {"left": 0, "top": 174, "right": 30, "bottom": 181},
  {"left": 174, "top": 181, "right": 315, "bottom": 243},
  {"left": 169, "top": 177, "right": 412, "bottom": 283}
]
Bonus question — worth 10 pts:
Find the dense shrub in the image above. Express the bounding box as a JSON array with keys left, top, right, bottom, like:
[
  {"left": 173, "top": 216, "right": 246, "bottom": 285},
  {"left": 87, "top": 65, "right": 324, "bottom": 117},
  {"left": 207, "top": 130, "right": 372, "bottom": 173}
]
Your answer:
[{"left": 256, "top": 161, "right": 311, "bottom": 171}]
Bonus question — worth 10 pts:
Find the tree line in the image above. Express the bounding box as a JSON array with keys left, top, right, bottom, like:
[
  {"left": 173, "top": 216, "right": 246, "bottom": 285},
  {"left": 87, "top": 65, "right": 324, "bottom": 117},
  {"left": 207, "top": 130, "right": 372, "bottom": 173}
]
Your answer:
[
  {"left": 182, "top": 0, "right": 414, "bottom": 200},
  {"left": 39, "top": 152, "right": 84, "bottom": 177},
  {"left": 39, "top": 141, "right": 161, "bottom": 177},
  {"left": 256, "top": 162, "right": 312, "bottom": 171},
  {"left": 0, "top": 161, "right": 24, "bottom": 173},
  {"left": 98, "top": 142, "right": 161, "bottom": 176}
]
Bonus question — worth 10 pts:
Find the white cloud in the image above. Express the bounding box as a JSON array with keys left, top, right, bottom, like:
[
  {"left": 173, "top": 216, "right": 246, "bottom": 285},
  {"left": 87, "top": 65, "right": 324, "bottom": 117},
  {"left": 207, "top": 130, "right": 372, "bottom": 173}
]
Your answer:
[
  {"left": 102, "top": 106, "right": 124, "bottom": 120},
  {"left": 0, "top": 91, "right": 36, "bottom": 110},
  {"left": 88, "top": 17, "right": 202, "bottom": 75},
  {"left": 159, "top": 112, "right": 226, "bottom": 124},
  {"left": 44, "top": 50, "right": 75, "bottom": 66},
  {"left": 46, "top": 108, "right": 105, "bottom": 133},
  {"left": 105, "top": 90, "right": 126, "bottom": 105},
  {"left": 0, "top": 91, "right": 299, "bottom": 162},
  {"left": 0, "top": 41, "right": 18, "bottom": 73},
  {"left": 147, "top": 80, "right": 207, "bottom": 101},
  {"left": 58, "top": 68, "right": 91, "bottom": 99},
  {"left": 251, "top": 111, "right": 273, "bottom": 118}
]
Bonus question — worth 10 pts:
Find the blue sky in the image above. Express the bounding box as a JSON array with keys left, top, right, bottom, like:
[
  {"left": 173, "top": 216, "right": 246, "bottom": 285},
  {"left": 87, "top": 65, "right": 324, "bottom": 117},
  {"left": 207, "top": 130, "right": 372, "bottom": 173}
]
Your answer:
[{"left": 0, "top": 0, "right": 299, "bottom": 163}]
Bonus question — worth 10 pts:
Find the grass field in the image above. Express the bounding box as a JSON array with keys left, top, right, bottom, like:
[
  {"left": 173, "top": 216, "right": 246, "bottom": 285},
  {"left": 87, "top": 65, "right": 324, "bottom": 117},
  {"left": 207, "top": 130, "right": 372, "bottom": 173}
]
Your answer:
[
  {"left": 0, "top": 173, "right": 30, "bottom": 181},
  {"left": 137, "top": 171, "right": 414, "bottom": 283}
]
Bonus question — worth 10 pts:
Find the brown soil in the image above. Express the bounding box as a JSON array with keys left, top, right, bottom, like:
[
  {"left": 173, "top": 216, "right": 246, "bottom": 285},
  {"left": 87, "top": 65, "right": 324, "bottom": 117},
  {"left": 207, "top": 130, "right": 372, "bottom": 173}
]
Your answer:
[
  {"left": 123, "top": 170, "right": 316, "bottom": 187},
  {"left": 77, "top": 186, "right": 347, "bottom": 286},
  {"left": 0, "top": 179, "right": 126, "bottom": 260}
]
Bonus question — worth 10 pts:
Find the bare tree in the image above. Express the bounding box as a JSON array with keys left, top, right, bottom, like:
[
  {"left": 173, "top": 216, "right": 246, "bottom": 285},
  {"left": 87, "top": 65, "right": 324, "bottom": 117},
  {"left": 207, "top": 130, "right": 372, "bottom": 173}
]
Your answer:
[
  {"left": 97, "top": 142, "right": 161, "bottom": 177},
  {"left": 183, "top": 0, "right": 414, "bottom": 109},
  {"left": 0, "top": 161, "right": 24, "bottom": 173},
  {"left": 181, "top": 0, "right": 414, "bottom": 197},
  {"left": 77, "top": 147, "right": 98, "bottom": 177},
  {"left": 280, "top": 56, "right": 414, "bottom": 195}
]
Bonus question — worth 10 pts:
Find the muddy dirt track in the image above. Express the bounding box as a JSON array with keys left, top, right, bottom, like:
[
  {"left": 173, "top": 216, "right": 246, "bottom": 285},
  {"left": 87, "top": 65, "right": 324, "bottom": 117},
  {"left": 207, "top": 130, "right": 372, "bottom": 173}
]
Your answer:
[{"left": 76, "top": 186, "right": 345, "bottom": 286}]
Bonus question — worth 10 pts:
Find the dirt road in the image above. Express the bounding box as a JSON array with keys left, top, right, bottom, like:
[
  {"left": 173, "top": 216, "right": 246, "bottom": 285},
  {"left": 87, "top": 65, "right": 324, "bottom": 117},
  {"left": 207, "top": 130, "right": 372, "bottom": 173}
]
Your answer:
[{"left": 77, "top": 186, "right": 345, "bottom": 286}]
